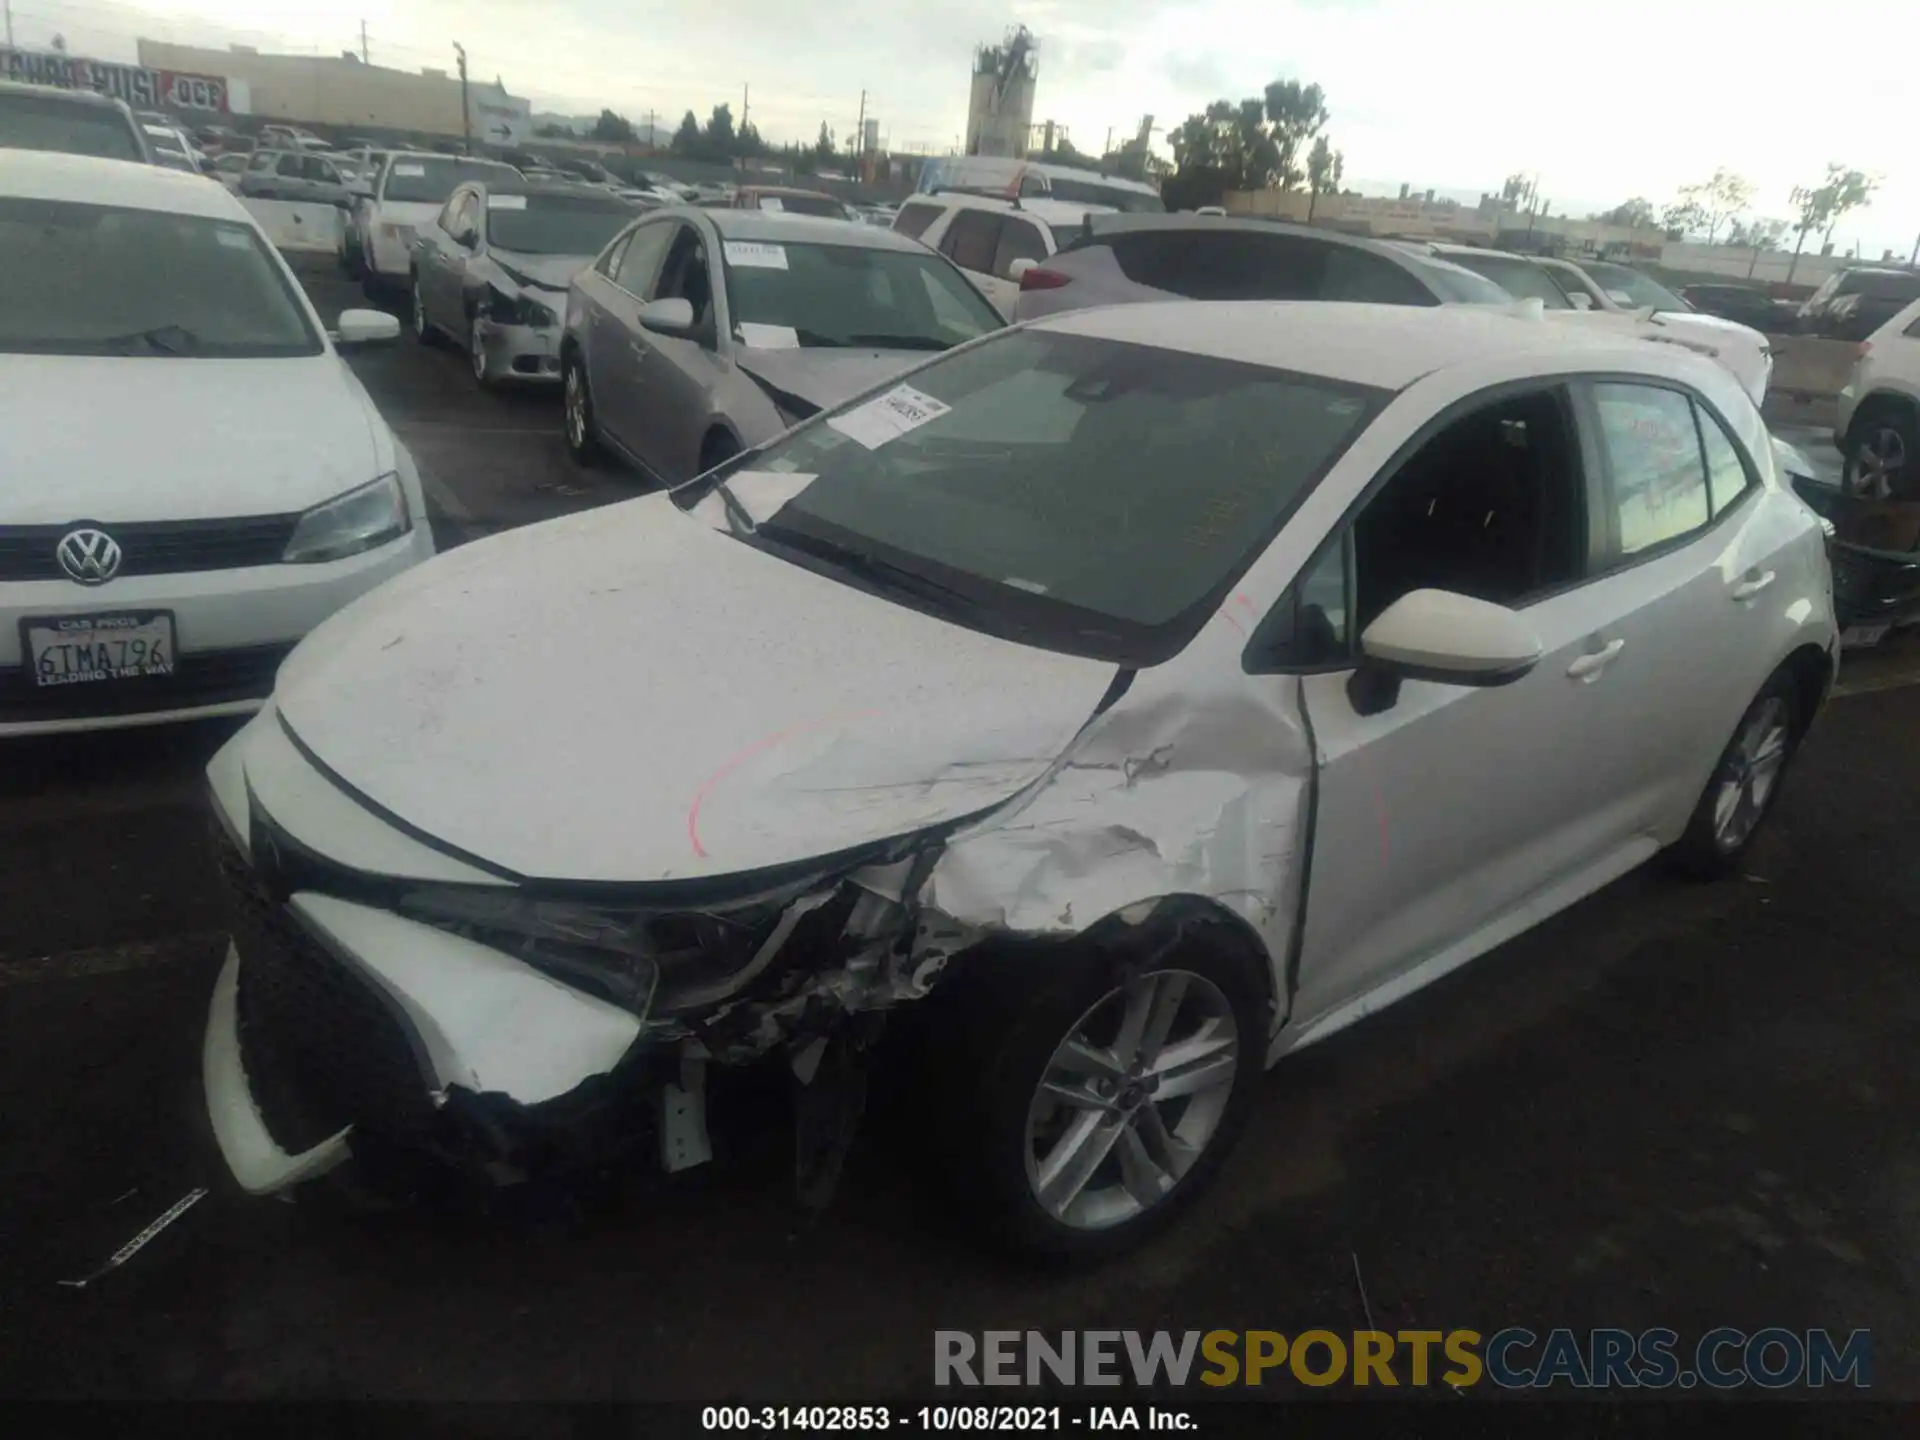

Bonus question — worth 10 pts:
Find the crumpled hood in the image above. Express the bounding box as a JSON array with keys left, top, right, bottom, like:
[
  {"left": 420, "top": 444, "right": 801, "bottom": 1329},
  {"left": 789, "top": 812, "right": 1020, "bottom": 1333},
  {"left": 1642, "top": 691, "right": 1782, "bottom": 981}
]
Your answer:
[
  {"left": 0, "top": 353, "right": 382, "bottom": 524},
  {"left": 491, "top": 251, "right": 591, "bottom": 292},
  {"left": 272, "top": 494, "right": 1119, "bottom": 885},
  {"left": 734, "top": 347, "right": 931, "bottom": 415}
]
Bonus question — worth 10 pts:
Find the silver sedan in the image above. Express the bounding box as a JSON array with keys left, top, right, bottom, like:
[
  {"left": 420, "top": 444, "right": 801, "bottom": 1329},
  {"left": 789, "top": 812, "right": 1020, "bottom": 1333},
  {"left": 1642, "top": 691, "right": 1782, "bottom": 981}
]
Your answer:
[{"left": 559, "top": 208, "right": 1004, "bottom": 483}]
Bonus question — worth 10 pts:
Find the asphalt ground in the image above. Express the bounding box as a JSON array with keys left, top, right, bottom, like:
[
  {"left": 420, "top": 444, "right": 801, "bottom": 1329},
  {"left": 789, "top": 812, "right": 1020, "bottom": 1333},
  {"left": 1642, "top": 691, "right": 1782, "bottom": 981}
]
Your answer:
[{"left": 3, "top": 258, "right": 1919, "bottom": 1404}]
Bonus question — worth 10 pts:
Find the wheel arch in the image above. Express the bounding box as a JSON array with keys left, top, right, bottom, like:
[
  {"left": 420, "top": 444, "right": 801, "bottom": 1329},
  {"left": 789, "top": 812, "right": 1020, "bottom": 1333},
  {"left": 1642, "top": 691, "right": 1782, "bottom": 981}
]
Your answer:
[
  {"left": 1847, "top": 387, "right": 1920, "bottom": 439},
  {"left": 1779, "top": 641, "right": 1836, "bottom": 737}
]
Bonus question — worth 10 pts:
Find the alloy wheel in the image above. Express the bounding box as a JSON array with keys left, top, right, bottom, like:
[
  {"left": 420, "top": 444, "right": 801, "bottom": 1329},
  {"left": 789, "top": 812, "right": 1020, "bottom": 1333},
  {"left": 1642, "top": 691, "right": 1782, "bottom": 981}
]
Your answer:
[
  {"left": 1855, "top": 426, "right": 1907, "bottom": 499},
  {"left": 565, "top": 364, "right": 589, "bottom": 449},
  {"left": 1712, "top": 696, "right": 1791, "bottom": 852},
  {"left": 1023, "top": 969, "right": 1238, "bottom": 1232}
]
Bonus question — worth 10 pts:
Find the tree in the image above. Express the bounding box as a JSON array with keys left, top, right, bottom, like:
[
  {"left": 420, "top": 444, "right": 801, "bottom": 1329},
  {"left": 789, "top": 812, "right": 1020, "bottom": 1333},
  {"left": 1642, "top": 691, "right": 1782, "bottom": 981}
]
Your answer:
[
  {"left": 1262, "top": 79, "right": 1328, "bottom": 193},
  {"left": 1787, "top": 164, "right": 1878, "bottom": 280},
  {"left": 1501, "top": 173, "right": 1537, "bottom": 209},
  {"left": 1667, "top": 169, "right": 1755, "bottom": 244},
  {"left": 703, "top": 103, "right": 736, "bottom": 159},
  {"left": 591, "top": 109, "right": 635, "bottom": 144},
  {"left": 1306, "top": 134, "right": 1344, "bottom": 220},
  {"left": 533, "top": 122, "right": 576, "bottom": 139},
  {"left": 671, "top": 110, "right": 701, "bottom": 155},
  {"left": 1597, "top": 197, "right": 1655, "bottom": 228},
  {"left": 814, "top": 122, "right": 835, "bottom": 168},
  {"left": 736, "top": 120, "right": 764, "bottom": 159}
]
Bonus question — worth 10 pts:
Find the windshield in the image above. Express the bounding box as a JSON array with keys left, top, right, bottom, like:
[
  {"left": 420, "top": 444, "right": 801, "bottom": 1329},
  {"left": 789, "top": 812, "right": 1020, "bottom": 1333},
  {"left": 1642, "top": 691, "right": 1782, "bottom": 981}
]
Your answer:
[
  {"left": 1043, "top": 177, "right": 1164, "bottom": 213},
  {"left": 1447, "top": 252, "right": 1571, "bottom": 308},
  {"left": 0, "top": 197, "right": 322, "bottom": 358},
  {"left": 690, "top": 329, "right": 1383, "bottom": 663},
  {"left": 382, "top": 157, "right": 520, "bottom": 205},
  {"left": 1582, "top": 261, "right": 1688, "bottom": 312},
  {"left": 1412, "top": 258, "right": 1513, "bottom": 305},
  {"left": 486, "top": 194, "right": 635, "bottom": 255},
  {"left": 724, "top": 241, "right": 1003, "bottom": 350},
  {"left": 0, "top": 93, "right": 144, "bottom": 161}
]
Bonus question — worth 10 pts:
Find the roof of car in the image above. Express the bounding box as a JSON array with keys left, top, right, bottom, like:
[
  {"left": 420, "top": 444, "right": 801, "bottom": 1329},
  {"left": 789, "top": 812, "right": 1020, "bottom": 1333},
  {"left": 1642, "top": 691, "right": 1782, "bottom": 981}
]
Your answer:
[
  {"left": 701, "top": 207, "right": 926, "bottom": 251},
  {"left": 0, "top": 147, "right": 241, "bottom": 218},
  {"left": 1034, "top": 301, "right": 1694, "bottom": 391},
  {"left": 0, "top": 79, "right": 128, "bottom": 110}
]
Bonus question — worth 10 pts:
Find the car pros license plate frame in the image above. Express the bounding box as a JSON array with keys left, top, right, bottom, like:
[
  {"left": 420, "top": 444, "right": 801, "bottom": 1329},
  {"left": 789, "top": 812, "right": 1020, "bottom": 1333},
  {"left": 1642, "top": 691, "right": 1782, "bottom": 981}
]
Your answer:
[{"left": 22, "top": 611, "right": 177, "bottom": 688}]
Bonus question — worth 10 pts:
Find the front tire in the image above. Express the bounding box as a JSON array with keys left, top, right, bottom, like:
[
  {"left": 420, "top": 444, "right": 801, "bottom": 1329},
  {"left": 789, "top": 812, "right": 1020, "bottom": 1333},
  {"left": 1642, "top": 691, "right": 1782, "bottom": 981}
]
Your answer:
[
  {"left": 562, "top": 352, "right": 602, "bottom": 466},
  {"left": 939, "top": 940, "right": 1265, "bottom": 1262},
  {"left": 1843, "top": 405, "right": 1918, "bottom": 501},
  {"left": 1666, "top": 672, "right": 1802, "bottom": 879}
]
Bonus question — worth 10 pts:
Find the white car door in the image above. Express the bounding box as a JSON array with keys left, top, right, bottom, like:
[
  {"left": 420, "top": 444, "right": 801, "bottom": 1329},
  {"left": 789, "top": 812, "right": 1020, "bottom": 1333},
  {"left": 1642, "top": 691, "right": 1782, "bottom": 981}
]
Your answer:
[{"left": 1277, "top": 378, "right": 1675, "bottom": 1034}]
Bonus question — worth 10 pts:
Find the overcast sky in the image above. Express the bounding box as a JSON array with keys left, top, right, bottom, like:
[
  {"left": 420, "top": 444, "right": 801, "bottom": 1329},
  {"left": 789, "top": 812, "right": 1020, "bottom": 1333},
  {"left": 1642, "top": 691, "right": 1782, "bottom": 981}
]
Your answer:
[{"left": 16, "top": 0, "right": 1918, "bottom": 256}]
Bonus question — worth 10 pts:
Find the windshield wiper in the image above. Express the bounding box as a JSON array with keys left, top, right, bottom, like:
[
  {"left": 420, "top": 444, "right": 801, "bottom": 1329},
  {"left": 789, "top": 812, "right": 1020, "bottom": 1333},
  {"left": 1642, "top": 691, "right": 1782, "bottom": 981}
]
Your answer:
[
  {"left": 95, "top": 324, "right": 201, "bottom": 355},
  {"left": 757, "top": 524, "right": 1017, "bottom": 631},
  {"left": 843, "top": 333, "right": 952, "bottom": 351}
]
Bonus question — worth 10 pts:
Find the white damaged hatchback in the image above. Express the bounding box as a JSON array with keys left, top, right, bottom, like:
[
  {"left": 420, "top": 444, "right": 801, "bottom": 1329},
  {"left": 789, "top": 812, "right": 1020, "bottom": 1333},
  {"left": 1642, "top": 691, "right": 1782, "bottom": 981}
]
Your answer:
[{"left": 204, "top": 302, "right": 1838, "bottom": 1258}]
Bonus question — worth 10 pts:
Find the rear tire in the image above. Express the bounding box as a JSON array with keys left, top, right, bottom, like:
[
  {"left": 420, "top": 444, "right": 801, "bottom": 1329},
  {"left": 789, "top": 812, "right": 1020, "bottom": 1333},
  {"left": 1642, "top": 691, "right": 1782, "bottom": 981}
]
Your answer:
[
  {"left": 1843, "top": 403, "right": 1918, "bottom": 501},
  {"left": 562, "top": 352, "right": 602, "bottom": 467},
  {"left": 1665, "top": 671, "right": 1802, "bottom": 880}
]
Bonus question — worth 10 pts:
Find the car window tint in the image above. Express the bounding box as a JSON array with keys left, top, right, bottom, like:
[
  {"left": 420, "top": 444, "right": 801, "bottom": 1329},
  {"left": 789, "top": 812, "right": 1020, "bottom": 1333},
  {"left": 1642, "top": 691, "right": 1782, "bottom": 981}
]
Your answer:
[
  {"left": 892, "top": 202, "right": 944, "bottom": 241},
  {"left": 1351, "top": 389, "right": 1586, "bottom": 630},
  {"left": 941, "top": 210, "right": 1003, "bottom": 273},
  {"left": 1108, "top": 232, "right": 1332, "bottom": 301},
  {"left": 1593, "top": 383, "right": 1712, "bottom": 556},
  {"left": 1696, "top": 404, "right": 1753, "bottom": 515},
  {"left": 1317, "top": 247, "right": 1433, "bottom": 304},
  {"left": 991, "top": 217, "right": 1049, "bottom": 279},
  {"left": 614, "top": 221, "right": 674, "bottom": 294}
]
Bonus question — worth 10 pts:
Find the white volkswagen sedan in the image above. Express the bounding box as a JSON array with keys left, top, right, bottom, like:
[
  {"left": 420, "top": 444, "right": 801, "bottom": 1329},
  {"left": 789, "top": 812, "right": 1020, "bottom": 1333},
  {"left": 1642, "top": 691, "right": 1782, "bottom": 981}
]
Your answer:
[
  {"left": 0, "top": 150, "right": 433, "bottom": 736},
  {"left": 202, "top": 302, "right": 1836, "bottom": 1259}
]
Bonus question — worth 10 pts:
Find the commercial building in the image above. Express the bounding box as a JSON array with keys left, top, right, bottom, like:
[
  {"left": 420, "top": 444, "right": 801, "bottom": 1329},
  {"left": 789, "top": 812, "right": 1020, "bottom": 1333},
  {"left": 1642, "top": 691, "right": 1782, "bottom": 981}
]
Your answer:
[{"left": 135, "top": 40, "right": 526, "bottom": 140}]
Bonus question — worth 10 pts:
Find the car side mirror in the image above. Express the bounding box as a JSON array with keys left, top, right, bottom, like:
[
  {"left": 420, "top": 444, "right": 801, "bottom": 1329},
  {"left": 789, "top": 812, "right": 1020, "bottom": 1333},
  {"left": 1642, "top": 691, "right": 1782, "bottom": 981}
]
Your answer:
[
  {"left": 1346, "top": 589, "right": 1542, "bottom": 716},
  {"left": 1007, "top": 257, "right": 1038, "bottom": 281},
  {"left": 333, "top": 309, "right": 402, "bottom": 346},
  {"left": 638, "top": 297, "right": 697, "bottom": 337},
  {"left": 1567, "top": 292, "right": 1593, "bottom": 311}
]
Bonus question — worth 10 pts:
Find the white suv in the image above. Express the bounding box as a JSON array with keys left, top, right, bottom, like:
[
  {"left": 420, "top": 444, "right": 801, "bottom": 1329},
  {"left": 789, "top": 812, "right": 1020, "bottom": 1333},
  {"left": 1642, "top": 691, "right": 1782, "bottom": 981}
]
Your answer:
[
  {"left": 1836, "top": 296, "right": 1920, "bottom": 493},
  {"left": 892, "top": 192, "right": 1110, "bottom": 318}
]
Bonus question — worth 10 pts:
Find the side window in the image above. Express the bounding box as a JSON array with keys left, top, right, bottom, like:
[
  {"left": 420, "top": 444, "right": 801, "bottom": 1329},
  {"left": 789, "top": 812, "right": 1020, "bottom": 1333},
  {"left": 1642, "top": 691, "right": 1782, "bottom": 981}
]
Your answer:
[
  {"left": 654, "top": 224, "right": 714, "bottom": 328},
  {"left": 275, "top": 153, "right": 305, "bottom": 178},
  {"left": 248, "top": 151, "right": 274, "bottom": 171},
  {"left": 1105, "top": 232, "right": 1196, "bottom": 293},
  {"left": 991, "top": 217, "right": 1048, "bottom": 280},
  {"left": 891, "top": 202, "right": 943, "bottom": 241},
  {"left": 596, "top": 230, "right": 633, "bottom": 279},
  {"left": 941, "top": 210, "right": 1004, "bottom": 274},
  {"left": 1591, "top": 383, "right": 1712, "bottom": 558},
  {"left": 920, "top": 269, "right": 988, "bottom": 336},
  {"left": 1695, "top": 404, "right": 1755, "bottom": 516},
  {"left": 1248, "top": 535, "right": 1353, "bottom": 671},
  {"left": 1316, "top": 247, "right": 1435, "bottom": 305},
  {"left": 1903, "top": 315, "right": 1920, "bottom": 339},
  {"left": 308, "top": 157, "right": 341, "bottom": 184},
  {"left": 613, "top": 220, "right": 674, "bottom": 294},
  {"left": 1351, "top": 389, "right": 1587, "bottom": 633}
]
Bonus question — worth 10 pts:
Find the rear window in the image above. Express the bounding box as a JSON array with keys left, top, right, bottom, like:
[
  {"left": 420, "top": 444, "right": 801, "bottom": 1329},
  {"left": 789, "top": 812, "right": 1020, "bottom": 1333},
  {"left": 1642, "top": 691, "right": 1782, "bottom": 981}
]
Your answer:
[
  {"left": 1096, "top": 231, "right": 1436, "bottom": 305},
  {"left": 1446, "top": 252, "right": 1573, "bottom": 308},
  {"left": 891, "top": 202, "right": 945, "bottom": 241},
  {"left": 0, "top": 91, "right": 143, "bottom": 162},
  {"left": 485, "top": 193, "right": 636, "bottom": 256},
  {"left": 754, "top": 193, "right": 849, "bottom": 220},
  {"left": 381, "top": 157, "right": 521, "bottom": 205}
]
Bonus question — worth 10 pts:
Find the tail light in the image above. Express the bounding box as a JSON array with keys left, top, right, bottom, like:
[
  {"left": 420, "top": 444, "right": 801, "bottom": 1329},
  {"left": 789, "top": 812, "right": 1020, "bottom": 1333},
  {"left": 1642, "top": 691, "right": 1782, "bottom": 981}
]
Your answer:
[{"left": 1019, "top": 267, "right": 1071, "bottom": 292}]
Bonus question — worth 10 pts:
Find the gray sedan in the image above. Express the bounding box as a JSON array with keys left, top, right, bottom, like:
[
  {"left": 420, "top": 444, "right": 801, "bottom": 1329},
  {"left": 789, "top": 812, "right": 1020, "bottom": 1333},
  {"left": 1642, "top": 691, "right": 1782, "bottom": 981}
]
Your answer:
[
  {"left": 560, "top": 208, "right": 1004, "bottom": 483},
  {"left": 410, "top": 179, "right": 640, "bottom": 388}
]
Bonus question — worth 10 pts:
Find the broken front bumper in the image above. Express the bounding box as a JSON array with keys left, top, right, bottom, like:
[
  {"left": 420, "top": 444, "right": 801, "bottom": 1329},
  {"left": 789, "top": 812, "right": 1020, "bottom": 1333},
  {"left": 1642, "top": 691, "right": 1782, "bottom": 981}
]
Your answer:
[{"left": 474, "top": 317, "right": 563, "bottom": 384}]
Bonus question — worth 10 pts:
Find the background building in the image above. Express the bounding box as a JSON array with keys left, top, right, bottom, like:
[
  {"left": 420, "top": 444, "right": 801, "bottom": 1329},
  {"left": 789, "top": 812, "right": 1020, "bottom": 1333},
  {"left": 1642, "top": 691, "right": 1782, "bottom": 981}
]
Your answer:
[
  {"left": 964, "top": 26, "right": 1035, "bottom": 158},
  {"left": 135, "top": 40, "right": 526, "bottom": 140}
]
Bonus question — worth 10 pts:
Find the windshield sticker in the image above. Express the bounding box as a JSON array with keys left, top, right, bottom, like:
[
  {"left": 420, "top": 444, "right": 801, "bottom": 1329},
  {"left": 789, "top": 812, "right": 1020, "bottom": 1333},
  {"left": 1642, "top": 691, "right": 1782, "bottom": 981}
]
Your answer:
[
  {"left": 727, "top": 470, "right": 819, "bottom": 523},
  {"left": 214, "top": 227, "right": 255, "bottom": 250},
  {"left": 827, "top": 384, "right": 953, "bottom": 450},
  {"left": 392, "top": 163, "right": 426, "bottom": 177},
  {"left": 724, "top": 240, "right": 788, "bottom": 270},
  {"left": 737, "top": 322, "right": 800, "bottom": 350},
  {"left": 487, "top": 193, "right": 528, "bottom": 210}
]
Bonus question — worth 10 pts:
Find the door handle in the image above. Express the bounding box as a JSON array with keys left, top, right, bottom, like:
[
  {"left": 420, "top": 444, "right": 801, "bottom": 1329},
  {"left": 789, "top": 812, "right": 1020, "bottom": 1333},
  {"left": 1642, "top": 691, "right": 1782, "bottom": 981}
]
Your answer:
[
  {"left": 1730, "top": 570, "right": 1776, "bottom": 601},
  {"left": 1566, "top": 638, "right": 1626, "bottom": 679}
]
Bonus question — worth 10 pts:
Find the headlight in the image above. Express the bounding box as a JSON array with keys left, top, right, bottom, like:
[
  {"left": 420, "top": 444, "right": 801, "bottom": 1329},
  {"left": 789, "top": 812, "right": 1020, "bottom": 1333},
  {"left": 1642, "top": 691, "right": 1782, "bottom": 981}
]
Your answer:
[
  {"left": 483, "top": 286, "right": 556, "bottom": 328},
  {"left": 283, "top": 472, "right": 411, "bottom": 563},
  {"left": 394, "top": 886, "right": 818, "bottom": 1018}
]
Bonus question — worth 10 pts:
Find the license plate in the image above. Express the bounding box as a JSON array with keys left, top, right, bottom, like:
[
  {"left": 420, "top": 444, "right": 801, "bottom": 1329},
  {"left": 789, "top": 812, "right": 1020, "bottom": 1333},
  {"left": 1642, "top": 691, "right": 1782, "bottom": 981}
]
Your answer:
[
  {"left": 1841, "top": 622, "right": 1891, "bottom": 649},
  {"left": 23, "top": 612, "right": 176, "bottom": 687}
]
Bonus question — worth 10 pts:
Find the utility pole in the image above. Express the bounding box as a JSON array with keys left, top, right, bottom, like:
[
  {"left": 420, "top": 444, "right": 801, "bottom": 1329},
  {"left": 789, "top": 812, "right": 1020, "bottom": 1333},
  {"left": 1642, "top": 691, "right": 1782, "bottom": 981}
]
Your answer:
[
  {"left": 359, "top": 19, "right": 368, "bottom": 64},
  {"left": 742, "top": 83, "right": 749, "bottom": 128},
  {"left": 1104, "top": 126, "right": 1113, "bottom": 158},
  {"left": 855, "top": 88, "right": 867, "bottom": 177},
  {"left": 1910, "top": 231, "right": 1918, "bottom": 267},
  {"left": 453, "top": 42, "right": 470, "bottom": 151},
  {"left": 5, "top": 1, "right": 14, "bottom": 49}
]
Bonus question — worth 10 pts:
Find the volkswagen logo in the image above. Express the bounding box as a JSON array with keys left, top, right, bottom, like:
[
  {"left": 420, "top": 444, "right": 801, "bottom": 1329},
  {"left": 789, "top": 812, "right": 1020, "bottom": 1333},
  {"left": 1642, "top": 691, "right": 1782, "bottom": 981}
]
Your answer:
[{"left": 55, "top": 528, "right": 123, "bottom": 586}]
